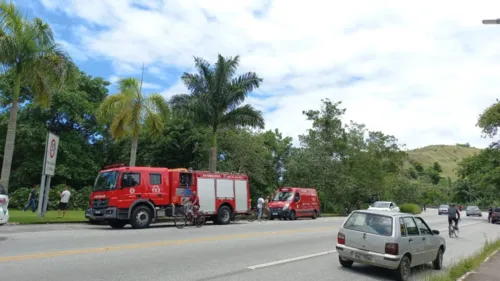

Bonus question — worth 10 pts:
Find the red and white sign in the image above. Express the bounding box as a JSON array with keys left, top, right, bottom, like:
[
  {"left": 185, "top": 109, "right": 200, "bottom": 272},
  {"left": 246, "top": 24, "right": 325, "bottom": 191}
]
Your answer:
[{"left": 43, "top": 132, "right": 59, "bottom": 176}]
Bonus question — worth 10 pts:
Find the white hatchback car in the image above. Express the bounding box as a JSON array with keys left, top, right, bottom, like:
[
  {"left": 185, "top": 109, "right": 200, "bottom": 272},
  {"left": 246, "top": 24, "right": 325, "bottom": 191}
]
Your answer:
[
  {"left": 368, "top": 201, "right": 400, "bottom": 212},
  {"left": 336, "top": 210, "right": 446, "bottom": 281},
  {"left": 0, "top": 184, "right": 9, "bottom": 226}
]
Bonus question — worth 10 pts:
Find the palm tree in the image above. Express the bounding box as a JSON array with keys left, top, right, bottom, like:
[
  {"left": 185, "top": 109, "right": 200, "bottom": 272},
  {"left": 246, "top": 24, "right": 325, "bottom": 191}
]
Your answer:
[
  {"left": 170, "top": 54, "right": 265, "bottom": 172},
  {"left": 0, "top": 1, "right": 78, "bottom": 193},
  {"left": 97, "top": 77, "right": 169, "bottom": 167}
]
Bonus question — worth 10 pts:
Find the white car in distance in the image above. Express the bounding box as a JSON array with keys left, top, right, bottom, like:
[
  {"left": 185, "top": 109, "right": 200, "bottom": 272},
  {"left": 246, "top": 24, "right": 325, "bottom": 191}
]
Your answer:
[
  {"left": 0, "top": 184, "right": 9, "bottom": 226},
  {"left": 369, "top": 201, "right": 400, "bottom": 212}
]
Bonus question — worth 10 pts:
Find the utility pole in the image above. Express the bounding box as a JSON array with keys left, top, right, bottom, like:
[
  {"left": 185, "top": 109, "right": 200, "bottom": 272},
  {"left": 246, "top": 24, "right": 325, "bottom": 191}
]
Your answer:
[{"left": 139, "top": 63, "right": 145, "bottom": 96}]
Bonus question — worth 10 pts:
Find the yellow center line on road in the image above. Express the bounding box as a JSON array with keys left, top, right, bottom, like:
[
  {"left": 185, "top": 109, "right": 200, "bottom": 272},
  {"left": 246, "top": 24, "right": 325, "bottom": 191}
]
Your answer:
[{"left": 0, "top": 226, "right": 335, "bottom": 262}]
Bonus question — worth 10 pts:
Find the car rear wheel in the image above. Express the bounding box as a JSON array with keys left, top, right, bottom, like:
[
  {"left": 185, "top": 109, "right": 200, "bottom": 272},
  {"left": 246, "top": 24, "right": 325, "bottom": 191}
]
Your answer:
[
  {"left": 432, "top": 248, "right": 444, "bottom": 270},
  {"left": 394, "top": 255, "right": 411, "bottom": 281},
  {"left": 338, "top": 256, "right": 353, "bottom": 267}
]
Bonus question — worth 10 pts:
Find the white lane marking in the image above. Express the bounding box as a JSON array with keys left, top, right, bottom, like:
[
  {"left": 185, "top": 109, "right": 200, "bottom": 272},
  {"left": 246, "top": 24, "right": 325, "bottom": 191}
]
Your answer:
[
  {"left": 247, "top": 250, "right": 337, "bottom": 270},
  {"left": 247, "top": 220, "right": 484, "bottom": 270}
]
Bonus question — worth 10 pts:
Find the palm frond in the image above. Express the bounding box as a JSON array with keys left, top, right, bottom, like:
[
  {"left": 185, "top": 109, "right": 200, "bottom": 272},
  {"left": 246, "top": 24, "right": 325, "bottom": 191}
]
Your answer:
[
  {"left": 110, "top": 107, "right": 134, "bottom": 140},
  {"left": 169, "top": 93, "right": 213, "bottom": 125},
  {"left": 143, "top": 107, "right": 165, "bottom": 138},
  {"left": 0, "top": 33, "right": 17, "bottom": 65},
  {"left": 0, "top": 1, "right": 24, "bottom": 36},
  {"left": 97, "top": 94, "right": 130, "bottom": 123},
  {"left": 181, "top": 73, "right": 208, "bottom": 96},
  {"left": 219, "top": 104, "right": 265, "bottom": 129},
  {"left": 216, "top": 54, "right": 240, "bottom": 80},
  {"left": 145, "top": 93, "right": 169, "bottom": 119},
  {"left": 224, "top": 72, "right": 263, "bottom": 110},
  {"left": 117, "top": 77, "right": 141, "bottom": 99}
]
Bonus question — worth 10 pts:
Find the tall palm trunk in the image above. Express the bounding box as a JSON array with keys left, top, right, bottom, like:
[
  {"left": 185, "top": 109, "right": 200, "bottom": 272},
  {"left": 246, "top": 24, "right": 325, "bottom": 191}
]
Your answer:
[
  {"left": 0, "top": 73, "right": 21, "bottom": 194},
  {"left": 129, "top": 134, "right": 139, "bottom": 167},
  {"left": 209, "top": 129, "right": 217, "bottom": 172}
]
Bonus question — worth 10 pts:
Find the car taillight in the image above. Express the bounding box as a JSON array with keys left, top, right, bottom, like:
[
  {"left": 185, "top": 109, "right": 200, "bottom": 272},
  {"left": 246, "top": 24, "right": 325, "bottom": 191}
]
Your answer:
[
  {"left": 385, "top": 243, "right": 399, "bottom": 255},
  {"left": 337, "top": 232, "right": 345, "bottom": 244},
  {"left": 0, "top": 198, "right": 6, "bottom": 204}
]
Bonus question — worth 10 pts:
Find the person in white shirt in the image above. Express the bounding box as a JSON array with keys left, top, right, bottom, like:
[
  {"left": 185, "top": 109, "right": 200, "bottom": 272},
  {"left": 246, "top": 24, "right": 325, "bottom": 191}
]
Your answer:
[
  {"left": 58, "top": 187, "right": 71, "bottom": 218},
  {"left": 257, "top": 196, "right": 264, "bottom": 221}
]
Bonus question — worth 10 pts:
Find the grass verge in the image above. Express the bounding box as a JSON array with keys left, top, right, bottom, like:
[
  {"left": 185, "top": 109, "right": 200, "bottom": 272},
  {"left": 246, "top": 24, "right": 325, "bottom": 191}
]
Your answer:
[
  {"left": 427, "top": 237, "right": 500, "bottom": 281},
  {"left": 8, "top": 210, "right": 87, "bottom": 224},
  {"left": 321, "top": 213, "right": 342, "bottom": 217}
]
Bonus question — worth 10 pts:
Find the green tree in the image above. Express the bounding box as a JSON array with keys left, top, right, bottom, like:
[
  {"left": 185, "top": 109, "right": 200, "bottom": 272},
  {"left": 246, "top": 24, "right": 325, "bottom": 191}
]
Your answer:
[
  {"left": 170, "top": 54, "right": 265, "bottom": 172},
  {"left": 477, "top": 100, "right": 500, "bottom": 139},
  {"left": 97, "top": 77, "right": 169, "bottom": 167},
  {"left": 0, "top": 1, "right": 78, "bottom": 193},
  {"left": 0, "top": 71, "right": 109, "bottom": 190}
]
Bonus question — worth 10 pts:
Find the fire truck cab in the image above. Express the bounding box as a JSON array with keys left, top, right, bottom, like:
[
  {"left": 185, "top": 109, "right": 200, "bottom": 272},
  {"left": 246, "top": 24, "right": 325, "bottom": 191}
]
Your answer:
[
  {"left": 87, "top": 164, "right": 251, "bottom": 229},
  {"left": 268, "top": 187, "right": 320, "bottom": 220}
]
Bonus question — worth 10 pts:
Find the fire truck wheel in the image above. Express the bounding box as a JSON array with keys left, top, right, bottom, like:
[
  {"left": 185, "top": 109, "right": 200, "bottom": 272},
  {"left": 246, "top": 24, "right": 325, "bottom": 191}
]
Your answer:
[
  {"left": 130, "top": 205, "right": 153, "bottom": 229},
  {"left": 108, "top": 220, "right": 127, "bottom": 229},
  {"left": 217, "top": 205, "right": 232, "bottom": 225}
]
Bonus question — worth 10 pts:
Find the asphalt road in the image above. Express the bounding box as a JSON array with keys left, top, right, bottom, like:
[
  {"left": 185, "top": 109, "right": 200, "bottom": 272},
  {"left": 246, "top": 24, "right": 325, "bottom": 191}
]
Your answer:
[{"left": 0, "top": 209, "right": 498, "bottom": 281}]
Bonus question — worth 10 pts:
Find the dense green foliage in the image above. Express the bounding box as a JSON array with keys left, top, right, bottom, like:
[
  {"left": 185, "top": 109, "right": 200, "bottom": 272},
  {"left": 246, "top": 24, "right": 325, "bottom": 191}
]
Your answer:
[
  {"left": 1, "top": 1, "right": 498, "bottom": 212},
  {"left": 399, "top": 203, "right": 422, "bottom": 214}
]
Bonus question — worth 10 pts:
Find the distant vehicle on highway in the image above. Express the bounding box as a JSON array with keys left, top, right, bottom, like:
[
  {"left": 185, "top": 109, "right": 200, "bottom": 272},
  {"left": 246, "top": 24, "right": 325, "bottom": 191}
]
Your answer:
[
  {"left": 368, "top": 201, "right": 400, "bottom": 212},
  {"left": 438, "top": 205, "right": 449, "bottom": 215},
  {"left": 490, "top": 207, "right": 500, "bottom": 224},
  {"left": 336, "top": 210, "right": 446, "bottom": 281},
  {"left": 0, "top": 184, "right": 9, "bottom": 226},
  {"left": 465, "top": 206, "right": 482, "bottom": 217},
  {"left": 268, "top": 187, "right": 320, "bottom": 220}
]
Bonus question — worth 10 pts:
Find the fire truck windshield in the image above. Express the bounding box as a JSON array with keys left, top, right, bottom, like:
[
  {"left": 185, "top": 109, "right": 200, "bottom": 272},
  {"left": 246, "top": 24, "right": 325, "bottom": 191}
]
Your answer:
[
  {"left": 93, "top": 171, "right": 120, "bottom": 191},
  {"left": 273, "top": 191, "right": 294, "bottom": 202}
]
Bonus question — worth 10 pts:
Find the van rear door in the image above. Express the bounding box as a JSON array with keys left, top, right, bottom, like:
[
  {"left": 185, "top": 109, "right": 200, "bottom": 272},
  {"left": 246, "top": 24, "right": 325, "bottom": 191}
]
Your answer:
[{"left": 342, "top": 212, "right": 394, "bottom": 254}]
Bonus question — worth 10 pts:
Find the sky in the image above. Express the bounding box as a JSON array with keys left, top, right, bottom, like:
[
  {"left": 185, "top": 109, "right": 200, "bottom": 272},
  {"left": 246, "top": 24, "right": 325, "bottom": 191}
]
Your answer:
[{"left": 13, "top": 0, "right": 500, "bottom": 150}]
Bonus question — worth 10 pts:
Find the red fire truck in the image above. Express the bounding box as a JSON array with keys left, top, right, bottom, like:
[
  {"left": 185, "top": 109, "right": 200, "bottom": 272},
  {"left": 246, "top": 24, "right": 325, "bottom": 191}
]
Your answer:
[{"left": 86, "top": 164, "right": 251, "bottom": 229}]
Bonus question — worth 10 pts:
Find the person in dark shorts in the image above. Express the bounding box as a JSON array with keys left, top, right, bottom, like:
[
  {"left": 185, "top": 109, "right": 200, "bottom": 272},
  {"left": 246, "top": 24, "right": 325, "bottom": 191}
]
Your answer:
[
  {"left": 448, "top": 203, "right": 461, "bottom": 230},
  {"left": 57, "top": 186, "right": 71, "bottom": 218},
  {"left": 23, "top": 185, "right": 38, "bottom": 212}
]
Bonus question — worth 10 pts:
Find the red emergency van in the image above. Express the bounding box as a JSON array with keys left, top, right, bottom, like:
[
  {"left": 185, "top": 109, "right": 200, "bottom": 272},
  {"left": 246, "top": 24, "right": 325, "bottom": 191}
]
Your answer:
[{"left": 268, "top": 187, "right": 320, "bottom": 220}]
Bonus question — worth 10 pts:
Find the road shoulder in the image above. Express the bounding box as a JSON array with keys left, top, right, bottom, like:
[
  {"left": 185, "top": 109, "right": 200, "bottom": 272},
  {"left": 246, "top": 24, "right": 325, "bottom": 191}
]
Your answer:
[{"left": 460, "top": 250, "right": 500, "bottom": 281}]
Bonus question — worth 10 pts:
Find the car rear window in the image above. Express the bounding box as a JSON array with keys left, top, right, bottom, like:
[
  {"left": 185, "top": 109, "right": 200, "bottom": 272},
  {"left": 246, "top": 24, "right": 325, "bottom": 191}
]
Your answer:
[
  {"left": 495, "top": 208, "right": 500, "bottom": 212},
  {"left": 439, "top": 205, "right": 448, "bottom": 208},
  {"left": 343, "top": 212, "right": 393, "bottom": 236}
]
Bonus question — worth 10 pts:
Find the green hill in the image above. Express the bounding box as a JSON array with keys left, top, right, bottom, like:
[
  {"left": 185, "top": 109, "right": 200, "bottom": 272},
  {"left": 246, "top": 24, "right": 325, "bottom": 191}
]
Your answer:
[{"left": 406, "top": 145, "right": 482, "bottom": 180}]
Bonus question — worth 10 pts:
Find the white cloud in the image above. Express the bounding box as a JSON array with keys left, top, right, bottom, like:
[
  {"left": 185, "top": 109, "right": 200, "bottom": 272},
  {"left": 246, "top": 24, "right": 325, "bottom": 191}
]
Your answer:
[{"left": 38, "top": 0, "right": 500, "bottom": 149}]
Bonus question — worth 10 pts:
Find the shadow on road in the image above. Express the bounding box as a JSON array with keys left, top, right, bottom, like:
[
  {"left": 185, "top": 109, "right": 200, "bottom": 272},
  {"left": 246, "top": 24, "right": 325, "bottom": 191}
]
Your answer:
[{"left": 339, "top": 262, "right": 435, "bottom": 280}]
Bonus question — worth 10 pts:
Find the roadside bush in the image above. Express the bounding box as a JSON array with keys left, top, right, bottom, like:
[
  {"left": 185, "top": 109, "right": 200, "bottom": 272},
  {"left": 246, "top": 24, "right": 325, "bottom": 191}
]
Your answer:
[
  {"left": 399, "top": 203, "right": 422, "bottom": 214},
  {"left": 8, "top": 184, "right": 91, "bottom": 211}
]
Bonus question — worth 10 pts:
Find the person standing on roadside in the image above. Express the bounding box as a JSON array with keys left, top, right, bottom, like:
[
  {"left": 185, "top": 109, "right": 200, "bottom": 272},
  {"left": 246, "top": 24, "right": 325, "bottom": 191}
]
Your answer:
[
  {"left": 264, "top": 195, "right": 270, "bottom": 212},
  {"left": 257, "top": 195, "right": 264, "bottom": 221},
  {"left": 23, "top": 185, "right": 38, "bottom": 212},
  {"left": 57, "top": 187, "right": 71, "bottom": 218}
]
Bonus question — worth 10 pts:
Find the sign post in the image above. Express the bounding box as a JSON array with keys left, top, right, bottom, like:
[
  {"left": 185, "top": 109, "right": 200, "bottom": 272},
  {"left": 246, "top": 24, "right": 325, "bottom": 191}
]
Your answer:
[{"left": 37, "top": 132, "right": 59, "bottom": 217}]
